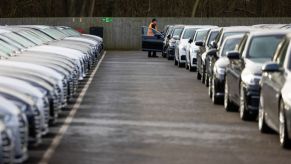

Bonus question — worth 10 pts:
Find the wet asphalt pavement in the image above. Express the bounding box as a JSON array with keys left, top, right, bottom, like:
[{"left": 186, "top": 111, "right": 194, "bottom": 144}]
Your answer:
[{"left": 27, "top": 51, "right": 291, "bottom": 164}]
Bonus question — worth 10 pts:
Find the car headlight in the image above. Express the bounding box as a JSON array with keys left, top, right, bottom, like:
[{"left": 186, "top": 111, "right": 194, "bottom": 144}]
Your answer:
[
  {"left": 242, "top": 74, "right": 261, "bottom": 86},
  {"left": 214, "top": 66, "right": 225, "bottom": 76},
  {"left": 4, "top": 114, "right": 12, "bottom": 123}
]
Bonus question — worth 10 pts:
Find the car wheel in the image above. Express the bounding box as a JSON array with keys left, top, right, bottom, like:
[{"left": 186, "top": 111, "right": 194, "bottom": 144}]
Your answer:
[
  {"left": 208, "top": 76, "right": 212, "bottom": 98},
  {"left": 224, "top": 79, "right": 236, "bottom": 112},
  {"left": 174, "top": 58, "right": 178, "bottom": 65},
  {"left": 148, "top": 53, "right": 151, "bottom": 58},
  {"left": 212, "top": 77, "right": 220, "bottom": 104},
  {"left": 178, "top": 60, "right": 184, "bottom": 68},
  {"left": 240, "top": 82, "right": 255, "bottom": 121},
  {"left": 201, "top": 65, "right": 206, "bottom": 84},
  {"left": 205, "top": 73, "right": 209, "bottom": 87},
  {"left": 258, "top": 95, "right": 272, "bottom": 133},
  {"left": 197, "top": 70, "right": 201, "bottom": 80},
  {"left": 279, "top": 100, "right": 291, "bottom": 148}
]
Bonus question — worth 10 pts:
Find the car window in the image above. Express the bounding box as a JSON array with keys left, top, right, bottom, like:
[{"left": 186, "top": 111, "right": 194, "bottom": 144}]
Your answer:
[
  {"left": 275, "top": 40, "right": 289, "bottom": 67},
  {"left": 182, "top": 28, "right": 197, "bottom": 39},
  {"left": 247, "top": 35, "right": 284, "bottom": 59},
  {"left": 172, "top": 28, "right": 184, "bottom": 38},
  {"left": 220, "top": 37, "right": 243, "bottom": 57},
  {"left": 194, "top": 30, "right": 208, "bottom": 42},
  {"left": 238, "top": 35, "right": 248, "bottom": 54},
  {"left": 207, "top": 31, "right": 219, "bottom": 47},
  {"left": 219, "top": 32, "right": 247, "bottom": 47}
]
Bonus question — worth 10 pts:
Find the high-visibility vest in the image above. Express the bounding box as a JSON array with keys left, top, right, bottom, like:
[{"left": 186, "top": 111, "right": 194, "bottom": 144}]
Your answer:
[{"left": 147, "top": 23, "right": 158, "bottom": 36}]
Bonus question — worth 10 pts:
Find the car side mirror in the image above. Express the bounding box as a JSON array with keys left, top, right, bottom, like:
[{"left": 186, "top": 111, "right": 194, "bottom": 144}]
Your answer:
[
  {"left": 210, "top": 41, "right": 218, "bottom": 49},
  {"left": 226, "top": 51, "right": 240, "bottom": 60},
  {"left": 167, "top": 35, "right": 171, "bottom": 39},
  {"left": 207, "top": 49, "right": 217, "bottom": 57},
  {"left": 195, "top": 41, "right": 205, "bottom": 47},
  {"left": 173, "top": 36, "right": 179, "bottom": 40},
  {"left": 188, "top": 39, "right": 193, "bottom": 43},
  {"left": 262, "top": 62, "right": 281, "bottom": 72}
]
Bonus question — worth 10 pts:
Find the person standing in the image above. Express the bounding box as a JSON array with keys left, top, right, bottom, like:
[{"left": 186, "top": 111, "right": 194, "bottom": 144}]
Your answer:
[{"left": 147, "top": 18, "right": 158, "bottom": 57}]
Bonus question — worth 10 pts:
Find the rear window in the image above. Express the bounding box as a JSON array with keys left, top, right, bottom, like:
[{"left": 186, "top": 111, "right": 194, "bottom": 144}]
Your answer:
[
  {"left": 182, "top": 28, "right": 196, "bottom": 39},
  {"left": 247, "top": 35, "right": 284, "bottom": 58}
]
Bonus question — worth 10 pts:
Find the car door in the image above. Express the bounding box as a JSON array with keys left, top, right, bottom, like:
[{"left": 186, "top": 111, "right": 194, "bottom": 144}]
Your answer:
[
  {"left": 141, "top": 26, "right": 164, "bottom": 52},
  {"left": 263, "top": 40, "right": 289, "bottom": 127},
  {"left": 228, "top": 36, "right": 248, "bottom": 103}
]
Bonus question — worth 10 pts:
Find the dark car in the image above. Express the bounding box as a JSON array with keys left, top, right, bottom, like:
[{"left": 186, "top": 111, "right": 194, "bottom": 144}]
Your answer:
[
  {"left": 167, "top": 25, "right": 185, "bottom": 60},
  {"left": 224, "top": 31, "right": 286, "bottom": 121},
  {"left": 162, "top": 25, "right": 174, "bottom": 58},
  {"left": 209, "top": 35, "right": 244, "bottom": 104},
  {"left": 201, "top": 27, "right": 250, "bottom": 86},
  {"left": 196, "top": 28, "right": 220, "bottom": 81},
  {"left": 259, "top": 33, "right": 291, "bottom": 148}
]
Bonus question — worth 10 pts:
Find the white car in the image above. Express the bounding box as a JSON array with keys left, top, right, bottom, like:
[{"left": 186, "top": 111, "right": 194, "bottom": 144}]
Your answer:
[
  {"left": 0, "top": 96, "right": 28, "bottom": 163},
  {"left": 187, "top": 27, "right": 218, "bottom": 71}
]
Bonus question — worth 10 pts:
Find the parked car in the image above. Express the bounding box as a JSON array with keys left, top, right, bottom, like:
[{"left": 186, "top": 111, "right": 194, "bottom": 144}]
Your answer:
[
  {"left": 175, "top": 25, "right": 200, "bottom": 67},
  {"left": 201, "top": 27, "right": 250, "bottom": 86},
  {"left": 0, "top": 96, "right": 28, "bottom": 163},
  {"left": 224, "top": 31, "right": 287, "bottom": 120},
  {"left": 259, "top": 33, "right": 291, "bottom": 148},
  {"left": 209, "top": 35, "right": 244, "bottom": 104},
  {"left": 167, "top": 25, "right": 185, "bottom": 60},
  {"left": 196, "top": 28, "right": 220, "bottom": 79},
  {"left": 188, "top": 27, "right": 219, "bottom": 72},
  {"left": 161, "top": 25, "right": 174, "bottom": 58},
  {"left": 0, "top": 120, "right": 14, "bottom": 164}
]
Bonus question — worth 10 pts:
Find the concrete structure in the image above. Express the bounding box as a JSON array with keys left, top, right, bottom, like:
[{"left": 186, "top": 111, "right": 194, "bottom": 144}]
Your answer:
[{"left": 0, "top": 17, "right": 290, "bottom": 50}]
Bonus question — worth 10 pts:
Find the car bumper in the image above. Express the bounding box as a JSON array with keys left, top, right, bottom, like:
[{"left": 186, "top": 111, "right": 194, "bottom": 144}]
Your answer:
[
  {"left": 213, "top": 76, "right": 225, "bottom": 97},
  {"left": 167, "top": 47, "right": 175, "bottom": 58},
  {"left": 244, "top": 85, "right": 260, "bottom": 114}
]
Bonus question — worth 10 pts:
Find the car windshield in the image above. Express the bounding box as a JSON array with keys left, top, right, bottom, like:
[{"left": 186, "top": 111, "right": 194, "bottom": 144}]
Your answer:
[
  {"left": 172, "top": 28, "right": 183, "bottom": 38},
  {"left": 221, "top": 32, "right": 246, "bottom": 45},
  {"left": 248, "top": 35, "right": 284, "bottom": 58},
  {"left": 207, "top": 31, "right": 219, "bottom": 47},
  {"left": 2, "top": 32, "right": 36, "bottom": 47},
  {"left": 220, "top": 37, "right": 243, "bottom": 57},
  {"left": 195, "top": 30, "right": 208, "bottom": 42},
  {"left": 182, "top": 28, "right": 196, "bottom": 39}
]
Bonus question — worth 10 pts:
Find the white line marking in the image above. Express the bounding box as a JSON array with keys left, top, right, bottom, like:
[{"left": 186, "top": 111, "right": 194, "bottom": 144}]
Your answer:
[{"left": 38, "top": 51, "right": 107, "bottom": 164}]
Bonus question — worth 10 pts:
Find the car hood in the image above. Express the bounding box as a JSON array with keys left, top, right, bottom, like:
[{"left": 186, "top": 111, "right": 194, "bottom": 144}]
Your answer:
[
  {"left": 243, "top": 58, "right": 271, "bottom": 75},
  {"left": 215, "top": 57, "right": 230, "bottom": 68}
]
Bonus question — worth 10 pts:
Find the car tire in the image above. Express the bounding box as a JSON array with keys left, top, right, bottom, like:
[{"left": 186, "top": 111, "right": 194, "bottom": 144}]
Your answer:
[
  {"left": 239, "top": 82, "right": 256, "bottom": 121},
  {"left": 279, "top": 100, "right": 291, "bottom": 148},
  {"left": 205, "top": 73, "right": 209, "bottom": 87},
  {"left": 208, "top": 76, "right": 212, "bottom": 98},
  {"left": 178, "top": 59, "right": 184, "bottom": 68},
  {"left": 174, "top": 58, "right": 178, "bottom": 65},
  {"left": 148, "top": 53, "right": 152, "bottom": 58},
  {"left": 197, "top": 71, "right": 201, "bottom": 80},
  {"left": 201, "top": 65, "right": 206, "bottom": 84},
  {"left": 212, "top": 77, "right": 220, "bottom": 104},
  {"left": 224, "top": 79, "right": 236, "bottom": 112},
  {"left": 258, "top": 96, "right": 272, "bottom": 133}
]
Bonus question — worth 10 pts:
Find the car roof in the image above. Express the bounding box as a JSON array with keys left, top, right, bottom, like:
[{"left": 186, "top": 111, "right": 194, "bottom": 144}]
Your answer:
[{"left": 248, "top": 30, "right": 291, "bottom": 37}]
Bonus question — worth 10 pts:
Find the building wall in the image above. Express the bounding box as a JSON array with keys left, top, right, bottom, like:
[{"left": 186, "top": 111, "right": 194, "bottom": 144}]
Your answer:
[{"left": 0, "top": 17, "right": 290, "bottom": 50}]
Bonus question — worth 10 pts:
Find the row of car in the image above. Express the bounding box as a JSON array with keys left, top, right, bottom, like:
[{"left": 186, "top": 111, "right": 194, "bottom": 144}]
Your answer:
[
  {"left": 0, "top": 25, "right": 103, "bottom": 164},
  {"left": 142, "top": 23, "right": 291, "bottom": 148}
]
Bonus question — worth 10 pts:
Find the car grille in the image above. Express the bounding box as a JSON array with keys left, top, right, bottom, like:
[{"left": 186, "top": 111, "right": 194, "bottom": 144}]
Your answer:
[
  {"left": 192, "top": 58, "right": 197, "bottom": 65},
  {"left": 18, "top": 114, "right": 28, "bottom": 150},
  {"left": 1, "top": 130, "right": 13, "bottom": 164},
  {"left": 33, "top": 110, "right": 41, "bottom": 139},
  {"left": 181, "top": 55, "right": 186, "bottom": 61}
]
